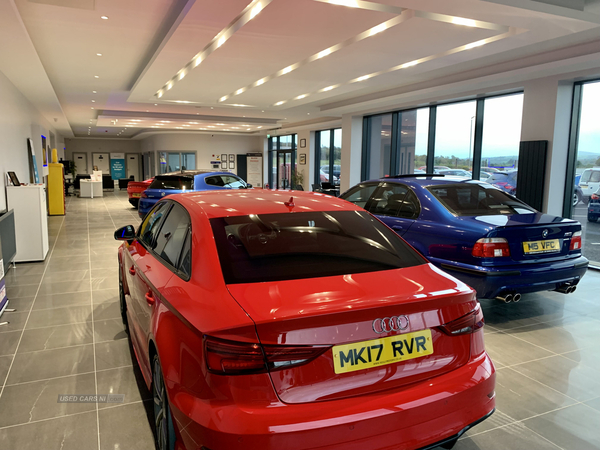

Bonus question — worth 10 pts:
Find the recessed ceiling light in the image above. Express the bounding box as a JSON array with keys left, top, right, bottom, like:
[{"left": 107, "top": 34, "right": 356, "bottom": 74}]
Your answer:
[
  {"left": 91, "top": 107, "right": 94, "bottom": 109},
  {"left": 216, "top": 123, "right": 225, "bottom": 125},
  {"left": 217, "top": 35, "right": 226, "bottom": 48},
  {"left": 274, "top": 101, "right": 286, "bottom": 106},
  {"left": 210, "top": 107, "right": 214, "bottom": 109},
  {"left": 255, "top": 78, "right": 266, "bottom": 86},
  {"left": 100, "top": 15, "right": 108, "bottom": 20},
  {"left": 167, "top": 82, "right": 173, "bottom": 91},
  {"left": 317, "top": 48, "right": 332, "bottom": 59},
  {"left": 91, "top": 100, "right": 95, "bottom": 103},
  {"left": 261, "top": 110, "right": 265, "bottom": 113},
  {"left": 321, "top": 85, "right": 336, "bottom": 92},
  {"left": 194, "top": 56, "right": 202, "bottom": 67},
  {"left": 369, "top": 23, "right": 387, "bottom": 36},
  {"left": 329, "top": 0, "right": 358, "bottom": 7},
  {"left": 94, "top": 75, "right": 99, "bottom": 78},
  {"left": 250, "top": 2, "right": 263, "bottom": 20},
  {"left": 452, "top": 17, "right": 476, "bottom": 27},
  {"left": 401, "top": 60, "right": 419, "bottom": 68},
  {"left": 257, "top": 126, "right": 262, "bottom": 129},
  {"left": 295, "top": 94, "right": 308, "bottom": 100},
  {"left": 356, "top": 75, "right": 370, "bottom": 82},
  {"left": 281, "top": 65, "right": 293, "bottom": 75},
  {"left": 92, "top": 90, "right": 97, "bottom": 94},
  {"left": 307, "top": 113, "right": 310, "bottom": 115},
  {"left": 219, "top": 96, "right": 228, "bottom": 102},
  {"left": 96, "top": 53, "right": 102, "bottom": 57},
  {"left": 465, "top": 40, "right": 486, "bottom": 50}
]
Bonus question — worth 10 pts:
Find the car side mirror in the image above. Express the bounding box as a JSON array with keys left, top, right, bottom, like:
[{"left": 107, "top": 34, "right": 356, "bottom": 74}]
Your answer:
[
  {"left": 114, "top": 225, "right": 136, "bottom": 241},
  {"left": 246, "top": 183, "right": 253, "bottom": 188}
]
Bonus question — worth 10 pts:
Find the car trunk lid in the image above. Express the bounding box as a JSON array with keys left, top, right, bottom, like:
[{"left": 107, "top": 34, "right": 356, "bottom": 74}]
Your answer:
[{"left": 226, "top": 264, "right": 477, "bottom": 404}]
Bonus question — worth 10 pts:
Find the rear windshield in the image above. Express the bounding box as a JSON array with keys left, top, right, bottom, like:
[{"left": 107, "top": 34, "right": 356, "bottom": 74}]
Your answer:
[
  {"left": 427, "top": 183, "right": 535, "bottom": 216},
  {"left": 487, "top": 172, "right": 517, "bottom": 183},
  {"left": 210, "top": 210, "right": 424, "bottom": 284},
  {"left": 149, "top": 176, "right": 193, "bottom": 190},
  {"left": 581, "top": 169, "right": 600, "bottom": 184}
]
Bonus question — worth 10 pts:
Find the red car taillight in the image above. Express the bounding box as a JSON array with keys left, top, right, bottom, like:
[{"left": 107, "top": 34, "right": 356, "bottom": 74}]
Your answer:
[
  {"left": 204, "top": 336, "right": 329, "bottom": 375},
  {"left": 472, "top": 237, "right": 510, "bottom": 257},
  {"left": 570, "top": 231, "right": 582, "bottom": 251},
  {"left": 591, "top": 193, "right": 599, "bottom": 200},
  {"left": 439, "top": 304, "right": 484, "bottom": 336}
]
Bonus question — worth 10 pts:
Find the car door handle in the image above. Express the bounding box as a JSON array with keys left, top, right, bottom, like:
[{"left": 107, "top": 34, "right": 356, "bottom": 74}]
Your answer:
[
  {"left": 392, "top": 225, "right": 403, "bottom": 232},
  {"left": 145, "top": 291, "right": 155, "bottom": 305},
  {"left": 129, "top": 266, "right": 136, "bottom": 275}
]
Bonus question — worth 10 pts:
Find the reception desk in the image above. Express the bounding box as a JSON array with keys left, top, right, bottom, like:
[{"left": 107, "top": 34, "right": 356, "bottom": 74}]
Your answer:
[{"left": 80, "top": 180, "right": 103, "bottom": 198}]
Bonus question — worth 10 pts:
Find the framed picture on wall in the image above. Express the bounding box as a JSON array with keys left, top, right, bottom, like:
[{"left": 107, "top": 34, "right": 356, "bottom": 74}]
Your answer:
[
  {"left": 299, "top": 154, "right": 306, "bottom": 165},
  {"left": 229, "top": 161, "right": 235, "bottom": 169},
  {"left": 229, "top": 154, "right": 235, "bottom": 161},
  {"left": 300, "top": 138, "right": 306, "bottom": 148},
  {"left": 221, "top": 153, "right": 227, "bottom": 162},
  {"left": 221, "top": 161, "right": 227, "bottom": 169}
]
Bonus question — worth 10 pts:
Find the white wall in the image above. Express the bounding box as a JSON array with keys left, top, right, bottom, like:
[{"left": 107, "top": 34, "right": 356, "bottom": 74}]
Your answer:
[
  {"left": 139, "top": 133, "right": 264, "bottom": 177},
  {"left": 64, "top": 138, "right": 141, "bottom": 174},
  {"left": 0, "top": 70, "right": 62, "bottom": 211}
]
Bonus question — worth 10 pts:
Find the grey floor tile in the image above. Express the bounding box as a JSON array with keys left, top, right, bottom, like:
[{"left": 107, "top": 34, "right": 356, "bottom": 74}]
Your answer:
[
  {"left": 0, "top": 311, "right": 30, "bottom": 333},
  {"left": 4, "top": 297, "right": 35, "bottom": 313},
  {"left": 41, "top": 270, "right": 90, "bottom": 284},
  {"left": 457, "top": 421, "right": 562, "bottom": 449},
  {"left": 482, "top": 331, "right": 555, "bottom": 367},
  {"left": 25, "top": 305, "right": 92, "bottom": 329},
  {"left": 94, "top": 318, "right": 127, "bottom": 343},
  {"left": 561, "top": 345, "right": 600, "bottom": 372},
  {"left": 0, "top": 355, "right": 12, "bottom": 385},
  {"left": 0, "top": 331, "right": 21, "bottom": 356},
  {"left": 32, "top": 292, "right": 91, "bottom": 310},
  {"left": 92, "top": 289, "right": 119, "bottom": 305},
  {"left": 0, "top": 411, "right": 98, "bottom": 450},
  {"left": 523, "top": 403, "right": 600, "bottom": 450},
  {"left": 93, "top": 301, "right": 121, "bottom": 321},
  {"left": 91, "top": 277, "right": 118, "bottom": 291},
  {"left": 18, "top": 322, "right": 94, "bottom": 353},
  {"left": 6, "top": 285, "right": 39, "bottom": 299},
  {"left": 3, "top": 271, "right": 43, "bottom": 287},
  {"left": 45, "top": 256, "right": 90, "bottom": 271},
  {"left": 494, "top": 367, "right": 577, "bottom": 420},
  {"left": 36, "top": 280, "right": 91, "bottom": 297},
  {"left": 511, "top": 355, "right": 600, "bottom": 402},
  {"left": 585, "top": 397, "right": 600, "bottom": 413},
  {"left": 5, "top": 264, "right": 46, "bottom": 276},
  {"left": 91, "top": 268, "right": 119, "bottom": 279},
  {"left": 91, "top": 259, "right": 118, "bottom": 270},
  {"left": 95, "top": 340, "right": 136, "bottom": 371},
  {"left": 0, "top": 373, "right": 96, "bottom": 427},
  {"left": 96, "top": 365, "right": 151, "bottom": 409},
  {"left": 7, "top": 345, "right": 95, "bottom": 384},
  {"left": 98, "top": 401, "right": 155, "bottom": 450}
]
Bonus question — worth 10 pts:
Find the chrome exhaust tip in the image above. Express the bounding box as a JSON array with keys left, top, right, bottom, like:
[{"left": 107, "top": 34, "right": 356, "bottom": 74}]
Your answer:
[
  {"left": 513, "top": 293, "right": 521, "bottom": 302},
  {"left": 496, "top": 293, "right": 513, "bottom": 303},
  {"left": 567, "top": 285, "right": 577, "bottom": 294}
]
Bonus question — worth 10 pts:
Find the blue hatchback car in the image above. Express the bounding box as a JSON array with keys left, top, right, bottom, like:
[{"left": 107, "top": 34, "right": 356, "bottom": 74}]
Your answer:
[
  {"left": 138, "top": 170, "right": 249, "bottom": 218},
  {"left": 340, "top": 175, "right": 588, "bottom": 300}
]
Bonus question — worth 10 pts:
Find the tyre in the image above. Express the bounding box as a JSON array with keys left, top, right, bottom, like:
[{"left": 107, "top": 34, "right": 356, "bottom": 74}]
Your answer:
[
  {"left": 573, "top": 192, "right": 582, "bottom": 207},
  {"left": 153, "top": 354, "right": 176, "bottom": 450},
  {"left": 118, "top": 265, "right": 129, "bottom": 332},
  {"left": 589, "top": 214, "right": 598, "bottom": 222}
]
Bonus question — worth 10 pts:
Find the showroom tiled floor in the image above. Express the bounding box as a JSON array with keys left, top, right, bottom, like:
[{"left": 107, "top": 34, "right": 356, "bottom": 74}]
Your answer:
[{"left": 0, "top": 190, "right": 599, "bottom": 450}]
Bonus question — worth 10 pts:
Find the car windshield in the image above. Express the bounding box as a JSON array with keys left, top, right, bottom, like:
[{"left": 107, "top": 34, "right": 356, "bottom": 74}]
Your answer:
[
  {"left": 210, "top": 210, "right": 424, "bottom": 284},
  {"left": 149, "top": 176, "right": 193, "bottom": 190},
  {"left": 427, "top": 183, "right": 535, "bottom": 216}
]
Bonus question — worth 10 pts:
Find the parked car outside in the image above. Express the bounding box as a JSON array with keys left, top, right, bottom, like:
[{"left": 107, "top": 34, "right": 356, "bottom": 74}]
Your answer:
[
  {"left": 320, "top": 164, "right": 341, "bottom": 179},
  {"left": 138, "top": 170, "right": 249, "bottom": 218},
  {"left": 115, "top": 189, "right": 495, "bottom": 450},
  {"left": 487, "top": 170, "right": 518, "bottom": 195},
  {"left": 579, "top": 167, "right": 600, "bottom": 202},
  {"left": 588, "top": 192, "right": 600, "bottom": 222},
  {"left": 127, "top": 178, "right": 153, "bottom": 208},
  {"left": 320, "top": 169, "right": 339, "bottom": 184},
  {"left": 438, "top": 169, "right": 472, "bottom": 178},
  {"left": 340, "top": 175, "right": 588, "bottom": 300}
]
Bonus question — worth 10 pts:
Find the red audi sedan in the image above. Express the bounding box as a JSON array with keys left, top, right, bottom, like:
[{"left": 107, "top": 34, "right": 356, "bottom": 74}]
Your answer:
[{"left": 114, "top": 190, "right": 495, "bottom": 450}]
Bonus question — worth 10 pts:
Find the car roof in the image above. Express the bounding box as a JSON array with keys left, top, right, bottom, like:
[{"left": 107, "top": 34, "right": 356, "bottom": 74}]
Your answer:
[
  {"left": 157, "top": 170, "right": 237, "bottom": 178},
  {"left": 367, "top": 175, "right": 487, "bottom": 188},
  {"left": 171, "top": 189, "right": 360, "bottom": 219}
]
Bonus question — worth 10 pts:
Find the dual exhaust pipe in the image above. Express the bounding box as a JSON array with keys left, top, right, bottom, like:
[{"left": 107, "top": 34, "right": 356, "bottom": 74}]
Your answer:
[
  {"left": 495, "top": 292, "right": 521, "bottom": 303},
  {"left": 555, "top": 284, "right": 577, "bottom": 294}
]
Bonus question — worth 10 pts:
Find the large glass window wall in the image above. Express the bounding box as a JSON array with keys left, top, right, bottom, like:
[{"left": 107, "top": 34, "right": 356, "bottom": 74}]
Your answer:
[
  {"left": 268, "top": 135, "right": 297, "bottom": 190},
  {"left": 566, "top": 80, "right": 600, "bottom": 267},
  {"left": 315, "top": 128, "right": 342, "bottom": 187}
]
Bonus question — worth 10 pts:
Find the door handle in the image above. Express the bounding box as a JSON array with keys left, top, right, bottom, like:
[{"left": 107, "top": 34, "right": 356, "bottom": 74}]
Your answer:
[
  {"left": 129, "top": 266, "right": 136, "bottom": 275},
  {"left": 145, "top": 291, "right": 155, "bottom": 305},
  {"left": 392, "top": 225, "right": 403, "bottom": 232}
]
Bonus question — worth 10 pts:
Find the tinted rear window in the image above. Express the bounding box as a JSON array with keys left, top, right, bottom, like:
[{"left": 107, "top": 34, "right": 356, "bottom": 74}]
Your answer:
[
  {"left": 149, "top": 176, "right": 193, "bottom": 190},
  {"left": 210, "top": 211, "right": 424, "bottom": 284},
  {"left": 428, "top": 183, "right": 535, "bottom": 216},
  {"left": 581, "top": 169, "right": 600, "bottom": 183}
]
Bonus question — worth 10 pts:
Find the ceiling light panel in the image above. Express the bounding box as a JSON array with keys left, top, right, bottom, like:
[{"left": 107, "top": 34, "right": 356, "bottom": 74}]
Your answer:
[{"left": 146, "top": 0, "right": 396, "bottom": 105}]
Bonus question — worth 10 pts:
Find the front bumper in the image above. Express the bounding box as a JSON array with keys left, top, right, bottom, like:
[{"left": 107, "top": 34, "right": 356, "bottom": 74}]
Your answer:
[
  {"left": 433, "top": 255, "right": 589, "bottom": 299},
  {"left": 169, "top": 353, "right": 495, "bottom": 450}
]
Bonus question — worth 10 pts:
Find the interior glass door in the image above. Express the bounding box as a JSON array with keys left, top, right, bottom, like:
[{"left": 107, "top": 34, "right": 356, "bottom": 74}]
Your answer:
[{"left": 277, "top": 151, "right": 292, "bottom": 190}]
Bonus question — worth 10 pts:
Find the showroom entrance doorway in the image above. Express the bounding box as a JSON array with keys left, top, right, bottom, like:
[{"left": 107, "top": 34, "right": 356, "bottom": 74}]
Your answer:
[{"left": 277, "top": 151, "right": 294, "bottom": 190}]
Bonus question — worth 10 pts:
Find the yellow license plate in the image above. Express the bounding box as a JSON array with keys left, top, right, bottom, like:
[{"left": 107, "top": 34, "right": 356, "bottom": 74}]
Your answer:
[
  {"left": 332, "top": 329, "right": 433, "bottom": 375},
  {"left": 523, "top": 239, "right": 560, "bottom": 254},
  {"left": 132, "top": 193, "right": 141, "bottom": 197}
]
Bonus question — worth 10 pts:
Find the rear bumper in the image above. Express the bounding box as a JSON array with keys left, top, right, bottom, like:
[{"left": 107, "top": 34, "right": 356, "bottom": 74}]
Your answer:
[
  {"left": 169, "top": 353, "right": 495, "bottom": 450},
  {"left": 434, "top": 255, "right": 589, "bottom": 299}
]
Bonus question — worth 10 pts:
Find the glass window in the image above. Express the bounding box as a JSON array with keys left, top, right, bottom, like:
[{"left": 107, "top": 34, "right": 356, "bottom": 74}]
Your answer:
[
  {"left": 154, "top": 203, "right": 191, "bottom": 267},
  {"left": 220, "top": 175, "right": 247, "bottom": 188},
  {"left": 316, "top": 129, "right": 342, "bottom": 186},
  {"left": 427, "top": 183, "right": 534, "bottom": 216},
  {"left": 318, "top": 130, "right": 330, "bottom": 184},
  {"left": 210, "top": 211, "right": 424, "bottom": 284},
  {"left": 181, "top": 153, "right": 196, "bottom": 170},
  {"left": 434, "top": 101, "right": 476, "bottom": 175},
  {"left": 367, "top": 114, "right": 392, "bottom": 179},
  {"left": 398, "top": 190, "right": 420, "bottom": 219},
  {"left": 138, "top": 202, "right": 171, "bottom": 249},
  {"left": 178, "top": 230, "right": 191, "bottom": 278},
  {"left": 341, "top": 183, "right": 379, "bottom": 209},
  {"left": 397, "top": 109, "right": 429, "bottom": 175},
  {"left": 149, "top": 176, "right": 193, "bottom": 190},
  {"left": 480, "top": 94, "right": 523, "bottom": 180},
  {"left": 159, "top": 152, "right": 168, "bottom": 174},
  {"left": 367, "top": 184, "right": 410, "bottom": 217},
  {"left": 167, "top": 153, "right": 180, "bottom": 172}
]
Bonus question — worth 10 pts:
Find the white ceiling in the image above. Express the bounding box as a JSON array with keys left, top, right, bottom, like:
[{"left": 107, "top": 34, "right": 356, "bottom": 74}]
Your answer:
[{"left": 2, "top": 0, "right": 600, "bottom": 139}]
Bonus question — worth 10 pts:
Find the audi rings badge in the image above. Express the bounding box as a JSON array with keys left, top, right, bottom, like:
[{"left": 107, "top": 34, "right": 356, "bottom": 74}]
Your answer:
[{"left": 372, "top": 316, "right": 409, "bottom": 334}]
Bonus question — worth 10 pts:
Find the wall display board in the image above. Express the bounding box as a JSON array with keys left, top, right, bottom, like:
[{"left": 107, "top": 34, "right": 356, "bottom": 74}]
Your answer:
[
  {"left": 247, "top": 154, "right": 263, "bottom": 188},
  {"left": 110, "top": 153, "right": 126, "bottom": 180}
]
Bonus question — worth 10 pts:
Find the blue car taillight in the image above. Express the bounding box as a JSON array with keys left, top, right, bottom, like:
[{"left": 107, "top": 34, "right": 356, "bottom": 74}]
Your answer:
[{"left": 472, "top": 237, "right": 510, "bottom": 258}]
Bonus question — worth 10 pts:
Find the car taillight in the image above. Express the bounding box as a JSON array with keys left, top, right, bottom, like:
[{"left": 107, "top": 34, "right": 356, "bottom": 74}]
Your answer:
[
  {"left": 472, "top": 237, "right": 510, "bottom": 257},
  {"left": 440, "top": 304, "right": 484, "bottom": 336},
  {"left": 570, "top": 231, "right": 582, "bottom": 251},
  {"left": 591, "top": 193, "right": 599, "bottom": 201},
  {"left": 204, "top": 336, "right": 330, "bottom": 375}
]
